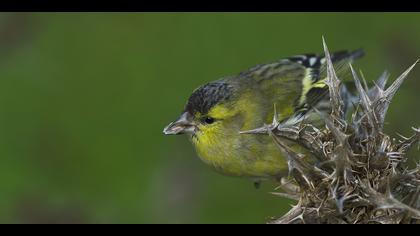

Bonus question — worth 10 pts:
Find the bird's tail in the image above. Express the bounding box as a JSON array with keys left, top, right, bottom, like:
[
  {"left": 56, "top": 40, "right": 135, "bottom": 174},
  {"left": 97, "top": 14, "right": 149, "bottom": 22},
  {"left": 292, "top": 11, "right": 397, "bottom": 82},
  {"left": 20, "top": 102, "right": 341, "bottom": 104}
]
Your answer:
[{"left": 319, "top": 49, "right": 365, "bottom": 82}]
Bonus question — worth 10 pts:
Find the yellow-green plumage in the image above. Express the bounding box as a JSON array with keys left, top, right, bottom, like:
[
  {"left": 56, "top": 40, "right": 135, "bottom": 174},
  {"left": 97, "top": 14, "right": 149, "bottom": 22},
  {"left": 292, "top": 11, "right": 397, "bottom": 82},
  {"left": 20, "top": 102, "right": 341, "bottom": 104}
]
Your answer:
[{"left": 164, "top": 50, "right": 364, "bottom": 185}]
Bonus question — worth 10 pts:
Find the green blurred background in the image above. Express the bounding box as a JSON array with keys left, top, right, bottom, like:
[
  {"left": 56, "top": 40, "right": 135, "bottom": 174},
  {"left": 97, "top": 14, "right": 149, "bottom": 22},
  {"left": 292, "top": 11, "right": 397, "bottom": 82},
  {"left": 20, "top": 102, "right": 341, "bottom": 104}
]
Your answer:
[{"left": 0, "top": 12, "right": 419, "bottom": 223}]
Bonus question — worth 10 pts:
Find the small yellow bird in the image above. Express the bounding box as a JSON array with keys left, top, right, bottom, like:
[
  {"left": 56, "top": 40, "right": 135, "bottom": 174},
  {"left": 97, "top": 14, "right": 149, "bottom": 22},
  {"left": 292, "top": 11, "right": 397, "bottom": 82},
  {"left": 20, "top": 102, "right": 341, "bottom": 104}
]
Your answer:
[{"left": 163, "top": 49, "right": 363, "bottom": 187}]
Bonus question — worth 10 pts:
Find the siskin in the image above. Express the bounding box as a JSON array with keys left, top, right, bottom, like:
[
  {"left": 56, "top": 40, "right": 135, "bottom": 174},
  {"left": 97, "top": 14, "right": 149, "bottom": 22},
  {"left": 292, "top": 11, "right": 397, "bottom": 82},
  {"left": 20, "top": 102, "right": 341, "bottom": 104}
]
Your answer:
[{"left": 163, "top": 49, "right": 363, "bottom": 187}]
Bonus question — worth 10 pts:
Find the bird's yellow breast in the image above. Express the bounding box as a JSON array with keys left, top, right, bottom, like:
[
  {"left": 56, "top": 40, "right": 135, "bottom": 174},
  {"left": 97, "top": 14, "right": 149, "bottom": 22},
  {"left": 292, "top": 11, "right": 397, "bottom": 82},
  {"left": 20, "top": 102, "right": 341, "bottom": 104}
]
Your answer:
[{"left": 192, "top": 130, "right": 288, "bottom": 178}]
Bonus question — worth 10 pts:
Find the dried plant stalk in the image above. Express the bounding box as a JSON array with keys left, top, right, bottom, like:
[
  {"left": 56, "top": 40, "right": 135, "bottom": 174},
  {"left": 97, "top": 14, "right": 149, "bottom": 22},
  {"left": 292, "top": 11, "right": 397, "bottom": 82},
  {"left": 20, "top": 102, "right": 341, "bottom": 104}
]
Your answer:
[{"left": 243, "top": 39, "right": 420, "bottom": 224}]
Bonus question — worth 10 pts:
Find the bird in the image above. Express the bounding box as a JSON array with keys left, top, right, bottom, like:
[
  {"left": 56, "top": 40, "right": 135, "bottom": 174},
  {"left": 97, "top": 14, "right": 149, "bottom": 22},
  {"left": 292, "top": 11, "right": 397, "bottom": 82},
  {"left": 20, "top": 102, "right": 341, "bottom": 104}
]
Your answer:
[{"left": 163, "top": 48, "right": 364, "bottom": 188}]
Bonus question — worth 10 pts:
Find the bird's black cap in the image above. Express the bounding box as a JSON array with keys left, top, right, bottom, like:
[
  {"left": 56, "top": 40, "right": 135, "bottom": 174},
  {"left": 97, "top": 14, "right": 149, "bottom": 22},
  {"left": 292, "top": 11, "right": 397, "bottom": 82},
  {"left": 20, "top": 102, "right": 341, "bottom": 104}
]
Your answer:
[{"left": 184, "top": 82, "right": 234, "bottom": 115}]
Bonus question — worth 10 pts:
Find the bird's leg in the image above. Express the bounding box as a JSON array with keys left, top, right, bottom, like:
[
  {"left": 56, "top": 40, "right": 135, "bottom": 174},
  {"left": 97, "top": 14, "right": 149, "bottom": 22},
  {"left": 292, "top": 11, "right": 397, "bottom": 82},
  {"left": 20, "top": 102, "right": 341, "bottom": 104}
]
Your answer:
[{"left": 253, "top": 180, "right": 262, "bottom": 189}]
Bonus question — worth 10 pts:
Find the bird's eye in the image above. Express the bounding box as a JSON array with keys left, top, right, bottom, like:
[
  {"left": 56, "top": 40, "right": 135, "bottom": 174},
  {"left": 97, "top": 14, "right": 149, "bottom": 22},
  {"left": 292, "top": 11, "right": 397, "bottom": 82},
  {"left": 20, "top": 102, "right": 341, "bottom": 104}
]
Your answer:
[{"left": 203, "top": 117, "right": 215, "bottom": 124}]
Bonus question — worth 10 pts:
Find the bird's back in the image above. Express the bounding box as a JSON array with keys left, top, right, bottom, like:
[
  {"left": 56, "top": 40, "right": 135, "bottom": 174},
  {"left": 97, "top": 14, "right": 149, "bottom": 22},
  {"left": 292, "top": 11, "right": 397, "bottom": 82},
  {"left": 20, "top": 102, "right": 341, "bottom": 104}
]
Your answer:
[{"left": 230, "top": 50, "right": 364, "bottom": 124}]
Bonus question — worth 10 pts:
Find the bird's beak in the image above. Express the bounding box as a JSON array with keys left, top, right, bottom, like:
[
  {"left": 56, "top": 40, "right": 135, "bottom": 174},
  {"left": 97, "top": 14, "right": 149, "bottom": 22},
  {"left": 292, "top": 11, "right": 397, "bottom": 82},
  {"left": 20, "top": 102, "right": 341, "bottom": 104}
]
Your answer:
[{"left": 163, "top": 112, "right": 196, "bottom": 135}]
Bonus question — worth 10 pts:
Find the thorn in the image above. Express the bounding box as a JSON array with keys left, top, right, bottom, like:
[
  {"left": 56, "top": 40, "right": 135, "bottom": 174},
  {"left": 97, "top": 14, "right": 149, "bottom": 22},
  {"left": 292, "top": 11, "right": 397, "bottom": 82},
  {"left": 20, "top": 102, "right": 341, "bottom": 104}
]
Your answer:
[
  {"left": 413, "top": 127, "right": 420, "bottom": 150},
  {"left": 351, "top": 63, "right": 381, "bottom": 133},
  {"left": 239, "top": 124, "right": 272, "bottom": 134},
  {"left": 359, "top": 69, "right": 369, "bottom": 92},
  {"left": 385, "top": 176, "right": 392, "bottom": 198},
  {"left": 323, "top": 38, "right": 345, "bottom": 118},
  {"left": 384, "top": 60, "right": 418, "bottom": 99},
  {"left": 322, "top": 36, "right": 328, "bottom": 55},
  {"left": 336, "top": 196, "right": 345, "bottom": 214},
  {"left": 376, "top": 70, "right": 390, "bottom": 90},
  {"left": 369, "top": 71, "right": 389, "bottom": 101},
  {"left": 273, "top": 103, "right": 279, "bottom": 126},
  {"left": 322, "top": 38, "right": 334, "bottom": 79},
  {"left": 350, "top": 63, "right": 371, "bottom": 106},
  {"left": 269, "top": 192, "right": 300, "bottom": 201}
]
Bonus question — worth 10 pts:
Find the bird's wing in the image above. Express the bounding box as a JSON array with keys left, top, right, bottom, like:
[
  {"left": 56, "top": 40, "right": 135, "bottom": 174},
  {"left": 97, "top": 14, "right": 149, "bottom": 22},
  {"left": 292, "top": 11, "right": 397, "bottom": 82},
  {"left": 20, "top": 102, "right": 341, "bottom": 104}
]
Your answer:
[
  {"left": 236, "top": 58, "right": 306, "bottom": 119},
  {"left": 290, "top": 50, "right": 364, "bottom": 113},
  {"left": 237, "top": 50, "right": 364, "bottom": 119}
]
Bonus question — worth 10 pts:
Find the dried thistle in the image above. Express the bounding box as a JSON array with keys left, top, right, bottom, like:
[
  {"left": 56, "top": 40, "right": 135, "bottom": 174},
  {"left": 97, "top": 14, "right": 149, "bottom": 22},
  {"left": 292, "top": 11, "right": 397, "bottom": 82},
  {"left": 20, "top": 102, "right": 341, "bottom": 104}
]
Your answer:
[{"left": 244, "top": 38, "right": 420, "bottom": 224}]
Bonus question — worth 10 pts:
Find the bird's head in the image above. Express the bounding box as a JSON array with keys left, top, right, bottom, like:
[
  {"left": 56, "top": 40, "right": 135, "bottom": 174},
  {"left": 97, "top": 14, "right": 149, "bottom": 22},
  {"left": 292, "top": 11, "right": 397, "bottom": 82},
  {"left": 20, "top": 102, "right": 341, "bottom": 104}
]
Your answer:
[{"left": 163, "top": 81, "right": 244, "bottom": 142}]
